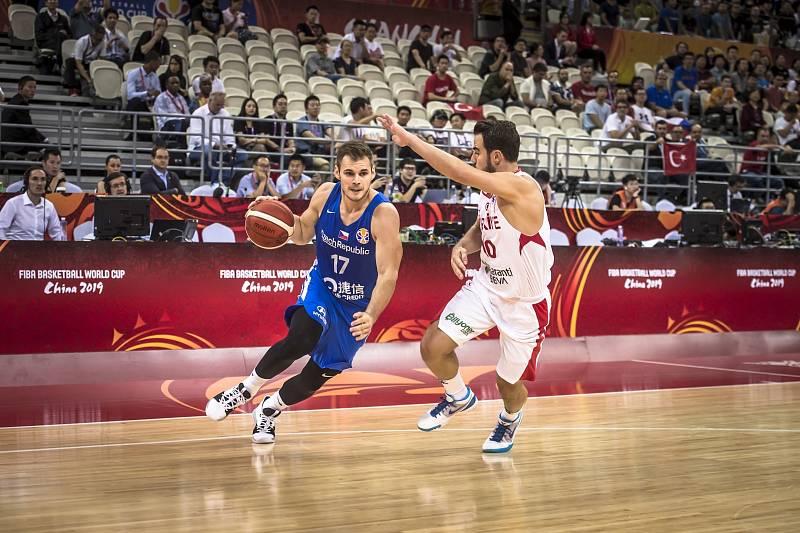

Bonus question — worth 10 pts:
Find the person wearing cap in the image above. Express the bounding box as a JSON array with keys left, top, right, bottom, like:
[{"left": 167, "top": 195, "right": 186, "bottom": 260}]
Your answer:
[
  {"left": 305, "top": 37, "right": 340, "bottom": 82},
  {"left": 187, "top": 88, "right": 247, "bottom": 185},
  {"left": 422, "top": 54, "right": 459, "bottom": 106}
]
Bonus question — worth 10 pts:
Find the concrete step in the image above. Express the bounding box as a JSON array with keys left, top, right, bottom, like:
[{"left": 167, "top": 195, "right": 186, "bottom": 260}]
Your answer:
[
  {"left": 0, "top": 51, "right": 35, "bottom": 64},
  {"left": 1, "top": 81, "right": 64, "bottom": 96}
]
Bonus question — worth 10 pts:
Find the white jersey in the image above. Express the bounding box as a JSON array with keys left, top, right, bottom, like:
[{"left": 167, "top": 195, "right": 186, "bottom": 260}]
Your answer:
[{"left": 473, "top": 171, "right": 553, "bottom": 301}]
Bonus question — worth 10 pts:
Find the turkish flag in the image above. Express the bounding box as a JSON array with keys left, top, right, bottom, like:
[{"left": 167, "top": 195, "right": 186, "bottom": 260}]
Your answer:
[
  {"left": 448, "top": 102, "right": 484, "bottom": 121},
  {"left": 663, "top": 140, "right": 697, "bottom": 176}
]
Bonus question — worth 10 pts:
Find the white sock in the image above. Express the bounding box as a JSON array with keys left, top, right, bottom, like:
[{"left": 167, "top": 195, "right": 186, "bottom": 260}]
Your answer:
[
  {"left": 261, "top": 391, "right": 287, "bottom": 413},
  {"left": 242, "top": 370, "right": 267, "bottom": 395},
  {"left": 441, "top": 372, "right": 468, "bottom": 401},
  {"left": 501, "top": 409, "right": 520, "bottom": 423}
]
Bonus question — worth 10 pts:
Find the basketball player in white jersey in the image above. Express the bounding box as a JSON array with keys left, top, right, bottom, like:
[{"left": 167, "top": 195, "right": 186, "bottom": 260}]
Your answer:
[{"left": 378, "top": 115, "right": 553, "bottom": 453}]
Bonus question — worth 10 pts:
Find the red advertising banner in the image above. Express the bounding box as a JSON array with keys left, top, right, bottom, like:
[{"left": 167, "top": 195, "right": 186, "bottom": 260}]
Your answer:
[{"left": 0, "top": 240, "right": 797, "bottom": 355}]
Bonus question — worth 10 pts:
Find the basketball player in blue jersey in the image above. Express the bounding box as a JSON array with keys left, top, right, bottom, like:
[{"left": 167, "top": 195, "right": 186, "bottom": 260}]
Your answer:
[{"left": 206, "top": 141, "right": 402, "bottom": 444}]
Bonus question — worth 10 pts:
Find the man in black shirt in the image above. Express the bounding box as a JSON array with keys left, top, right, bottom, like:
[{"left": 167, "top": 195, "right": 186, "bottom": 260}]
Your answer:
[
  {"left": 264, "top": 94, "right": 296, "bottom": 171},
  {"left": 0, "top": 76, "right": 48, "bottom": 159},
  {"left": 296, "top": 5, "right": 326, "bottom": 45},
  {"left": 391, "top": 157, "right": 427, "bottom": 202},
  {"left": 192, "top": 0, "right": 224, "bottom": 41},
  {"left": 132, "top": 15, "right": 170, "bottom": 61},
  {"left": 407, "top": 25, "right": 434, "bottom": 72},
  {"left": 479, "top": 36, "right": 509, "bottom": 77},
  {"left": 34, "top": 0, "right": 71, "bottom": 74}
]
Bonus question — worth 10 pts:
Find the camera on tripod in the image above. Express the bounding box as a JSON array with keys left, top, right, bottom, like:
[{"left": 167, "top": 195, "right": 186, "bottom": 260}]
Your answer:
[{"left": 551, "top": 169, "right": 585, "bottom": 207}]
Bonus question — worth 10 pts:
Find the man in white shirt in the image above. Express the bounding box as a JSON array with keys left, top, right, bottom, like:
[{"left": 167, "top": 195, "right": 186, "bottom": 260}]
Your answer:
[
  {"left": 236, "top": 155, "right": 279, "bottom": 198},
  {"left": 601, "top": 99, "right": 637, "bottom": 151},
  {"left": 153, "top": 75, "right": 190, "bottom": 134},
  {"left": 63, "top": 24, "right": 106, "bottom": 96},
  {"left": 187, "top": 90, "right": 246, "bottom": 185},
  {"left": 334, "top": 19, "right": 367, "bottom": 62},
  {"left": 774, "top": 104, "right": 800, "bottom": 148},
  {"left": 363, "top": 22, "right": 384, "bottom": 69},
  {"left": 275, "top": 154, "right": 320, "bottom": 200},
  {"left": 102, "top": 7, "right": 129, "bottom": 67},
  {"left": 521, "top": 63, "right": 552, "bottom": 110},
  {"left": 337, "top": 97, "right": 382, "bottom": 144},
  {"left": 191, "top": 56, "right": 225, "bottom": 96},
  {"left": 631, "top": 87, "right": 656, "bottom": 133},
  {"left": 448, "top": 112, "right": 473, "bottom": 160},
  {"left": 432, "top": 30, "right": 462, "bottom": 62},
  {"left": 0, "top": 166, "right": 65, "bottom": 240},
  {"left": 125, "top": 51, "right": 162, "bottom": 139}
]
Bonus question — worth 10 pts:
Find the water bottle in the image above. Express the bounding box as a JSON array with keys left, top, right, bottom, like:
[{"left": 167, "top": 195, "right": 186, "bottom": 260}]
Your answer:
[
  {"left": 60, "top": 217, "right": 68, "bottom": 241},
  {"left": 616, "top": 225, "right": 625, "bottom": 247}
]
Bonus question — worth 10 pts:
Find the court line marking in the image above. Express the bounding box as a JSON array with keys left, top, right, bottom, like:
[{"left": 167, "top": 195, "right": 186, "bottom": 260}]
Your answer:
[
  {"left": 2, "top": 380, "right": 799, "bottom": 431},
  {"left": 2, "top": 425, "right": 799, "bottom": 455},
  {"left": 632, "top": 359, "right": 800, "bottom": 378}
]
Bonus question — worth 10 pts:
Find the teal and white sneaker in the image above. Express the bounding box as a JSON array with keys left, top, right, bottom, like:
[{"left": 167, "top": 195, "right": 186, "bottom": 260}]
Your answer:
[
  {"left": 251, "top": 395, "right": 281, "bottom": 444},
  {"left": 482, "top": 412, "right": 522, "bottom": 453},
  {"left": 417, "top": 386, "right": 477, "bottom": 431}
]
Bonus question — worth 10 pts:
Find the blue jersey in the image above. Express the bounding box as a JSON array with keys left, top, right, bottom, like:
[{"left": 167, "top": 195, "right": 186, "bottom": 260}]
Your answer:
[{"left": 311, "top": 183, "right": 388, "bottom": 310}]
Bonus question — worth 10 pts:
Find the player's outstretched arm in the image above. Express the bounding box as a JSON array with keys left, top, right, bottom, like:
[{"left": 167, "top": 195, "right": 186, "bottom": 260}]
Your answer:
[
  {"left": 377, "top": 114, "right": 537, "bottom": 203},
  {"left": 291, "top": 182, "right": 335, "bottom": 245},
  {"left": 350, "top": 202, "right": 402, "bottom": 341}
]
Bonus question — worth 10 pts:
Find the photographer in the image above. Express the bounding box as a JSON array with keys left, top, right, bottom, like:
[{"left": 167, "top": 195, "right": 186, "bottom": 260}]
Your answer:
[{"left": 607, "top": 174, "right": 643, "bottom": 210}]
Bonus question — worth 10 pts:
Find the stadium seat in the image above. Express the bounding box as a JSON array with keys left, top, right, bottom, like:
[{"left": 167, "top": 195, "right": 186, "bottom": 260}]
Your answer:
[
  {"left": 249, "top": 57, "right": 277, "bottom": 78},
  {"left": 392, "top": 82, "right": 419, "bottom": 103},
  {"left": 9, "top": 4, "right": 36, "bottom": 43},
  {"left": 576, "top": 228, "right": 603, "bottom": 246},
  {"left": 187, "top": 35, "right": 217, "bottom": 56},
  {"left": 221, "top": 73, "right": 251, "bottom": 95},
  {"left": 505, "top": 106, "right": 532, "bottom": 127},
  {"left": 482, "top": 104, "right": 505, "bottom": 121},
  {"left": 318, "top": 97, "right": 344, "bottom": 116},
  {"left": 250, "top": 74, "right": 280, "bottom": 94},
  {"left": 300, "top": 44, "right": 316, "bottom": 63},
  {"left": 190, "top": 184, "right": 214, "bottom": 196},
  {"left": 131, "top": 15, "right": 153, "bottom": 33},
  {"left": 277, "top": 59, "right": 305, "bottom": 80},
  {"left": 590, "top": 197, "right": 609, "bottom": 210},
  {"left": 398, "top": 101, "right": 427, "bottom": 120},
  {"left": 202, "top": 223, "right": 236, "bottom": 242},
  {"left": 249, "top": 25, "right": 270, "bottom": 44},
  {"left": 309, "top": 76, "right": 337, "bottom": 98},
  {"left": 384, "top": 66, "right": 411, "bottom": 86},
  {"left": 166, "top": 18, "right": 187, "bottom": 39},
  {"left": 549, "top": 229, "right": 570, "bottom": 246},
  {"left": 366, "top": 80, "right": 392, "bottom": 102},
  {"left": 218, "top": 37, "right": 246, "bottom": 60},
  {"left": 246, "top": 39, "right": 272, "bottom": 59},
  {"left": 219, "top": 53, "right": 248, "bottom": 77},
  {"left": 655, "top": 199, "right": 676, "bottom": 211},
  {"left": 270, "top": 28, "right": 298, "bottom": 47},
  {"left": 531, "top": 109, "right": 556, "bottom": 129},
  {"left": 337, "top": 78, "right": 366, "bottom": 99},
  {"left": 373, "top": 98, "right": 398, "bottom": 117},
  {"left": 280, "top": 76, "right": 310, "bottom": 96},
  {"left": 273, "top": 43, "right": 302, "bottom": 63},
  {"left": 357, "top": 64, "right": 384, "bottom": 82},
  {"left": 454, "top": 60, "right": 477, "bottom": 77},
  {"left": 425, "top": 101, "right": 451, "bottom": 119}
]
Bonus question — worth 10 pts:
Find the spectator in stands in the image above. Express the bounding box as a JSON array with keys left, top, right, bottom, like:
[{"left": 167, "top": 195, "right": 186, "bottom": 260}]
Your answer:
[
  {"left": 521, "top": 63, "right": 551, "bottom": 110},
  {"left": 550, "top": 67, "right": 582, "bottom": 112},
  {"left": 159, "top": 55, "right": 188, "bottom": 97},
  {"left": 709, "top": 54, "right": 727, "bottom": 86},
  {"left": 432, "top": 29, "right": 461, "bottom": 62},
  {"left": 236, "top": 155, "right": 279, "bottom": 198},
  {"left": 424, "top": 109, "right": 451, "bottom": 149},
  {"left": 731, "top": 59, "right": 752, "bottom": 98},
  {"left": 338, "top": 96, "right": 383, "bottom": 146},
  {"left": 335, "top": 19, "right": 367, "bottom": 63},
  {"left": 725, "top": 45, "right": 739, "bottom": 72},
  {"left": 605, "top": 70, "right": 620, "bottom": 104},
  {"left": 611, "top": 87, "right": 629, "bottom": 111},
  {"left": 102, "top": 172, "right": 130, "bottom": 196},
  {"left": 671, "top": 52, "right": 698, "bottom": 116},
  {"left": 140, "top": 145, "right": 186, "bottom": 195},
  {"left": 544, "top": 29, "right": 575, "bottom": 68},
  {"left": 695, "top": 55, "right": 713, "bottom": 92},
  {"left": 712, "top": 2, "right": 734, "bottom": 40},
  {"left": 63, "top": 24, "right": 106, "bottom": 97},
  {"left": 192, "top": 56, "right": 225, "bottom": 95},
  {"left": 234, "top": 97, "right": 269, "bottom": 154},
  {"left": 0, "top": 166, "right": 65, "bottom": 241},
  {"left": 631, "top": 87, "right": 656, "bottom": 133},
  {"left": 263, "top": 94, "right": 296, "bottom": 170},
  {"left": 448, "top": 112, "right": 473, "bottom": 160},
  {"left": 740, "top": 89, "right": 767, "bottom": 141},
  {"left": 407, "top": 25, "right": 434, "bottom": 72},
  {"left": 643, "top": 120, "right": 668, "bottom": 188},
  {"left": 478, "top": 61, "right": 524, "bottom": 110},
  {"left": 774, "top": 104, "right": 800, "bottom": 159},
  {"left": 334, "top": 40, "right": 360, "bottom": 79},
  {"left": 41, "top": 148, "right": 70, "bottom": 193},
  {"left": 525, "top": 42, "right": 546, "bottom": 71},
  {"left": 657, "top": 0, "right": 681, "bottom": 34},
  {"left": 276, "top": 154, "right": 319, "bottom": 200},
  {"left": 296, "top": 5, "right": 326, "bottom": 45},
  {"left": 153, "top": 75, "right": 190, "bottom": 147},
  {"left": 34, "top": 0, "right": 71, "bottom": 75},
  {"left": 706, "top": 75, "right": 739, "bottom": 132},
  {"left": 661, "top": 41, "right": 687, "bottom": 72},
  {"left": 0, "top": 76, "right": 48, "bottom": 160},
  {"left": 70, "top": 0, "right": 108, "bottom": 40},
  {"left": 132, "top": 15, "right": 170, "bottom": 62},
  {"left": 422, "top": 55, "right": 459, "bottom": 106},
  {"left": 189, "top": 74, "right": 213, "bottom": 113},
  {"left": 646, "top": 70, "right": 685, "bottom": 118},
  {"left": 607, "top": 174, "right": 643, "bottom": 210},
  {"left": 192, "top": 0, "right": 225, "bottom": 42},
  {"left": 571, "top": 64, "right": 597, "bottom": 104},
  {"left": 695, "top": 2, "right": 714, "bottom": 38},
  {"left": 629, "top": 76, "right": 645, "bottom": 98},
  {"left": 363, "top": 23, "right": 385, "bottom": 69},
  {"left": 95, "top": 154, "right": 122, "bottom": 194},
  {"left": 102, "top": 7, "right": 129, "bottom": 67},
  {"left": 479, "top": 36, "right": 508, "bottom": 77},
  {"left": 753, "top": 63, "right": 770, "bottom": 89},
  {"left": 551, "top": 12, "right": 577, "bottom": 45},
  {"left": 392, "top": 157, "right": 427, "bottom": 203},
  {"left": 509, "top": 38, "right": 530, "bottom": 78},
  {"left": 773, "top": 54, "right": 790, "bottom": 80},
  {"left": 727, "top": 175, "right": 746, "bottom": 209},
  {"left": 601, "top": 98, "right": 637, "bottom": 151},
  {"left": 740, "top": 127, "right": 792, "bottom": 188},
  {"left": 576, "top": 13, "right": 606, "bottom": 73},
  {"left": 295, "top": 95, "right": 334, "bottom": 172},
  {"left": 582, "top": 85, "right": 611, "bottom": 133},
  {"left": 306, "top": 37, "right": 338, "bottom": 81},
  {"left": 761, "top": 188, "right": 796, "bottom": 215},
  {"left": 223, "top": 0, "right": 248, "bottom": 40},
  {"left": 125, "top": 51, "right": 162, "bottom": 138},
  {"left": 600, "top": 0, "right": 621, "bottom": 27},
  {"left": 690, "top": 123, "right": 729, "bottom": 180},
  {"left": 395, "top": 105, "right": 426, "bottom": 161},
  {"left": 766, "top": 75, "right": 787, "bottom": 113},
  {"left": 187, "top": 90, "right": 246, "bottom": 185}
]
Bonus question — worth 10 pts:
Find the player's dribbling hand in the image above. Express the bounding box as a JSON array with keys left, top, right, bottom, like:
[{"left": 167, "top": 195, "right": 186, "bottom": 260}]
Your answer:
[
  {"left": 248, "top": 195, "right": 280, "bottom": 209},
  {"left": 376, "top": 114, "right": 412, "bottom": 147},
  {"left": 350, "top": 311, "right": 374, "bottom": 341},
  {"left": 451, "top": 245, "right": 468, "bottom": 280}
]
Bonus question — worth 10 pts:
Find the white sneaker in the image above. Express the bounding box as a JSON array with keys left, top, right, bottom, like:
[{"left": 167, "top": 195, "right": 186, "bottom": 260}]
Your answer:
[
  {"left": 251, "top": 395, "right": 280, "bottom": 444},
  {"left": 205, "top": 383, "right": 251, "bottom": 421},
  {"left": 482, "top": 412, "right": 522, "bottom": 453},
  {"left": 417, "top": 386, "right": 477, "bottom": 431}
]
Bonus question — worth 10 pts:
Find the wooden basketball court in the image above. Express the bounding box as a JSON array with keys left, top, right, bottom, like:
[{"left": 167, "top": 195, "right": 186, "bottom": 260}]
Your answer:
[{"left": 1, "top": 382, "right": 798, "bottom": 531}]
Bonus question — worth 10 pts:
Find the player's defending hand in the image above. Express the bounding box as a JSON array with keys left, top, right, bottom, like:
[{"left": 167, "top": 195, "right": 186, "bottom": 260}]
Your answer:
[
  {"left": 350, "top": 311, "right": 374, "bottom": 341},
  {"left": 377, "top": 114, "right": 414, "bottom": 147},
  {"left": 451, "top": 244, "right": 469, "bottom": 280},
  {"left": 248, "top": 195, "right": 280, "bottom": 209}
]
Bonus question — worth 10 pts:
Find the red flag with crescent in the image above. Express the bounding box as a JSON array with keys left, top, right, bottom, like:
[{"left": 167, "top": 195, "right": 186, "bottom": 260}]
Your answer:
[
  {"left": 448, "top": 102, "right": 485, "bottom": 120},
  {"left": 663, "top": 141, "right": 697, "bottom": 176}
]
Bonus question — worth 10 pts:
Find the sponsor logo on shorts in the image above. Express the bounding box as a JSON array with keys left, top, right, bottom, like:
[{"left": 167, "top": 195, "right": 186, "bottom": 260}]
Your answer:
[
  {"left": 355, "top": 227, "right": 370, "bottom": 245},
  {"left": 313, "top": 305, "right": 328, "bottom": 326},
  {"left": 444, "top": 312, "right": 474, "bottom": 336}
]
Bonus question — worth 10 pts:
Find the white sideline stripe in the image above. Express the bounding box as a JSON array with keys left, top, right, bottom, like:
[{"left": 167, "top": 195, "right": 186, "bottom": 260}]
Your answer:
[
  {"left": 2, "top": 425, "right": 799, "bottom": 455},
  {"left": 246, "top": 209, "right": 294, "bottom": 234},
  {"left": 632, "top": 359, "right": 800, "bottom": 378},
  {"left": 2, "top": 381, "right": 799, "bottom": 431}
]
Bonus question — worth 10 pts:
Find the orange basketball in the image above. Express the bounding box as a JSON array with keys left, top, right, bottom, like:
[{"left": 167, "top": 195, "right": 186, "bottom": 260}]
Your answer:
[{"left": 245, "top": 200, "right": 295, "bottom": 249}]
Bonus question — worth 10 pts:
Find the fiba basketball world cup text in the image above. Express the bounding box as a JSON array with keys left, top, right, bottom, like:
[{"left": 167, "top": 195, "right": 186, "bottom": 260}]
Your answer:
[
  {"left": 219, "top": 269, "right": 309, "bottom": 294},
  {"left": 17, "top": 269, "right": 126, "bottom": 295}
]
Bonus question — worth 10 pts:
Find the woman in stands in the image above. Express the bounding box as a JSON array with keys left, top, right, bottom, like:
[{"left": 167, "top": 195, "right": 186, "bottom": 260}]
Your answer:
[
  {"left": 334, "top": 40, "right": 359, "bottom": 80},
  {"left": 159, "top": 55, "right": 188, "bottom": 98},
  {"left": 234, "top": 98, "right": 269, "bottom": 155},
  {"left": 526, "top": 42, "right": 546, "bottom": 72},
  {"left": 576, "top": 13, "right": 606, "bottom": 74}
]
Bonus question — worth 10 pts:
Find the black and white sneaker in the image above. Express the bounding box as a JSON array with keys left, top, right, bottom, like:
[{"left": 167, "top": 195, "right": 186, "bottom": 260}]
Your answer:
[
  {"left": 252, "top": 395, "right": 281, "bottom": 444},
  {"left": 205, "top": 383, "right": 251, "bottom": 421}
]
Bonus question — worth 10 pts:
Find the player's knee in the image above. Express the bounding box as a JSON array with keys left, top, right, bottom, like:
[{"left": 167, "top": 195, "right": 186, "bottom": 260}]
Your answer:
[{"left": 420, "top": 322, "right": 447, "bottom": 362}]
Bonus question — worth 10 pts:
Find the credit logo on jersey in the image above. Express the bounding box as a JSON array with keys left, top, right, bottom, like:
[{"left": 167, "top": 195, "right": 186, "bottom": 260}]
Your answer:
[
  {"left": 356, "top": 228, "right": 370, "bottom": 245},
  {"left": 444, "top": 312, "right": 474, "bottom": 335},
  {"left": 323, "top": 277, "right": 366, "bottom": 301},
  {"left": 339, "top": 229, "right": 350, "bottom": 240}
]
